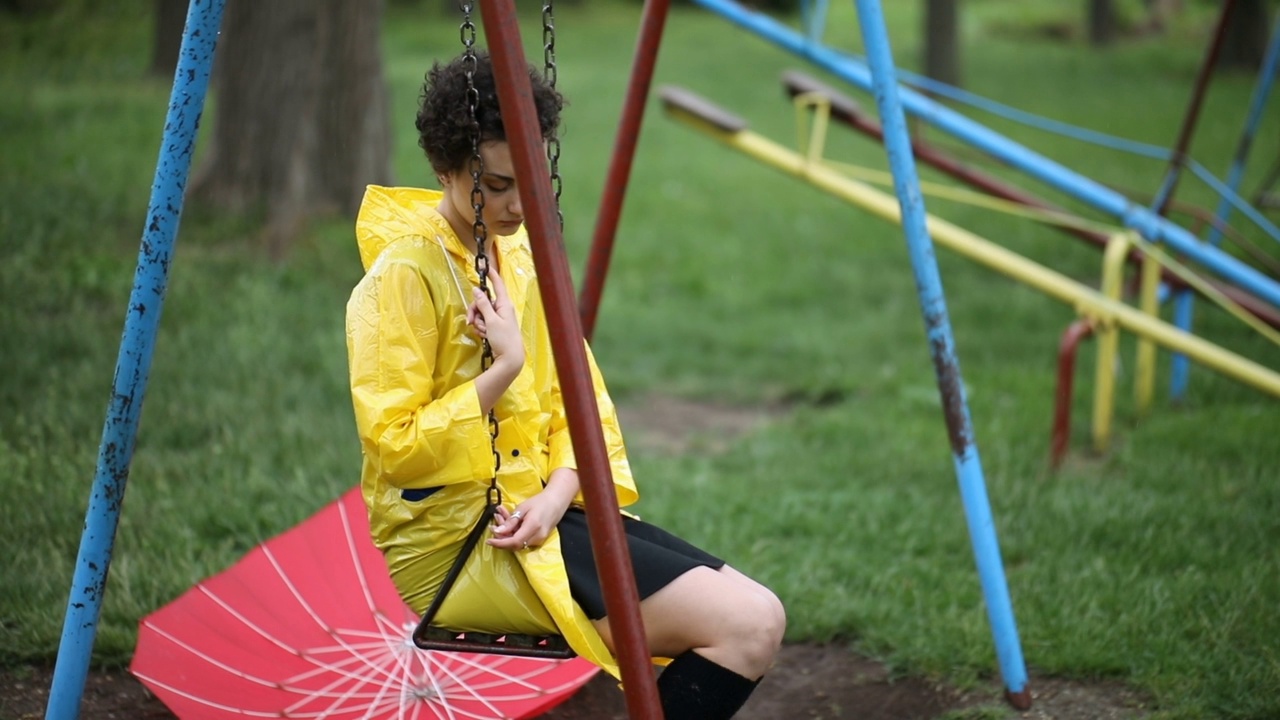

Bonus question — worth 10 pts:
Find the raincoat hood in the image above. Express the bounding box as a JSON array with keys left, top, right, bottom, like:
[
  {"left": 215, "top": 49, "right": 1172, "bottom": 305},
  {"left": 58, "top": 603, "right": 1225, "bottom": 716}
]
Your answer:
[{"left": 355, "top": 185, "right": 450, "bottom": 272}]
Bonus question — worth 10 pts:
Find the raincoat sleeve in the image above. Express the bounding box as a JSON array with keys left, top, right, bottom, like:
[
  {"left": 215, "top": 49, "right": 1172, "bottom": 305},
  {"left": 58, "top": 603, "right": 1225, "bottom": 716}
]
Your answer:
[
  {"left": 347, "top": 260, "right": 492, "bottom": 489},
  {"left": 547, "top": 341, "right": 638, "bottom": 508}
]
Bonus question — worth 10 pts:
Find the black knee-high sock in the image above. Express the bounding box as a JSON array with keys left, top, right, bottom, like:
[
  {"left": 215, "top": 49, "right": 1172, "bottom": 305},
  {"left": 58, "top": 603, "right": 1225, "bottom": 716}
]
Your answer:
[{"left": 656, "top": 650, "right": 761, "bottom": 720}]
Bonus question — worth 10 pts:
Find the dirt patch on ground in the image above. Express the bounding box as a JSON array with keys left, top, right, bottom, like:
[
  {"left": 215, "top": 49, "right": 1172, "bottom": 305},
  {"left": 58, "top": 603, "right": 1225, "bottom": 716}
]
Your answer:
[
  {"left": 545, "top": 644, "right": 1153, "bottom": 719},
  {"left": 2, "top": 395, "right": 1152, "bottom": 719},
  {"left": 614, "top": 393, "right": 790, "bottom": 456},
  {"left": 0, "top": 646, "right": 1152, "bottom": 719}
]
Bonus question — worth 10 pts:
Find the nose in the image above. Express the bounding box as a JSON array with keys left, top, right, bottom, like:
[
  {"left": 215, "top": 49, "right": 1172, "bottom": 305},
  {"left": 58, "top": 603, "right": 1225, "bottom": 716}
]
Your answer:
[{"left": 509, "top": 192, "right": 523, "bottom": 220}]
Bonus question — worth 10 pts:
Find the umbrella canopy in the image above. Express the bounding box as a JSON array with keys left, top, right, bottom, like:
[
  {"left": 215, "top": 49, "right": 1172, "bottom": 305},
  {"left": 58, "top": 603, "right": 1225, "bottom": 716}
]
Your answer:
[{"left": 131, "top": 487, "right": 598, "bottom": 719}]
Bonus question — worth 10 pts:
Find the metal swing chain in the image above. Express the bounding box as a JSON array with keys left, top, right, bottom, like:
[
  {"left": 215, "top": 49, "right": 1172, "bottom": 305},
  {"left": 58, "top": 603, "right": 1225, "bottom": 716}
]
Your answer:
[
  {"left": 459, "top": 1, "right": 502, "bottom": 513},
  {"left": 417, "top": 4, "right": 577, "bottom": 658},
  {"left": 543, "top": 1, "right": 563, "bottom": 230},
  {"left": 414, "top": 2, "right": 500, "bottom": 641}
]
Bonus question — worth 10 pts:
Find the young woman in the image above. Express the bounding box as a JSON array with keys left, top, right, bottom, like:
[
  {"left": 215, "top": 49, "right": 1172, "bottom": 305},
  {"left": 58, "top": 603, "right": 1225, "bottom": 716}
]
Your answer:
[{"left": 345, "top": 51, "right": 784, "bottom": 719}]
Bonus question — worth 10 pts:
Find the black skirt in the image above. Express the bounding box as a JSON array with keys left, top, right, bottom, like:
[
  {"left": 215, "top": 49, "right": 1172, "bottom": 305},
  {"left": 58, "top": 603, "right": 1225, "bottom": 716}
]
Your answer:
[{"left": 557, "top": 508, "right": 725, "bottom": 621}]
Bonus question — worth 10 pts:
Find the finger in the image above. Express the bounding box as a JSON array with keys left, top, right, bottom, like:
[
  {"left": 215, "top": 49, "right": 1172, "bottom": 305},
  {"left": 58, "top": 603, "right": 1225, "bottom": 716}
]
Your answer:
[
  {"left": 487, "top": 270, "right": 510, "bottom": 305},
  {"left": 486, "top": 534, "right": 524, "bottom": 549},
  {"left": 471, "top": 286, "right": 497, "bottom": 321},
  {"left": 495, "top": 507, "right": 526, "bottom": 534},
  {"left": 486, "top": 532, "right": 538, "bottom": 551}
]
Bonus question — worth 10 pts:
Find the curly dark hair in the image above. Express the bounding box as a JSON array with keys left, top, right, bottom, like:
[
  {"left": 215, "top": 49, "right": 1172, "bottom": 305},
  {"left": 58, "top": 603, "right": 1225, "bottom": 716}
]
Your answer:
[{"left": 416, "top": 50, "right": 565, "bottom": 176}]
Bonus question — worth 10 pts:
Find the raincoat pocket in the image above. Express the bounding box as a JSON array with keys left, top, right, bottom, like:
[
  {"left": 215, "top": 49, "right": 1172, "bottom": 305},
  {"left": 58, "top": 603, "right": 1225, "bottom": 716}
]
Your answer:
[{"left": 401, "top": 486, "right": 444, "bottom": 502}]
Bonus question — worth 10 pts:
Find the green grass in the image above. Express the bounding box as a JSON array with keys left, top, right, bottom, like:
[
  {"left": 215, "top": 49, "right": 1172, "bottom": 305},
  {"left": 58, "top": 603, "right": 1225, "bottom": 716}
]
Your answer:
[{"left": 2, "top": 1, "right": 1279, "bottom": 718}]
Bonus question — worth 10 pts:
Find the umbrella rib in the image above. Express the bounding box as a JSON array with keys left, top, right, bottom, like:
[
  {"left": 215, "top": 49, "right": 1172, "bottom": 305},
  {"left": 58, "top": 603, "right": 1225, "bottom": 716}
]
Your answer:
[
  {"left": 258, "top": 547, "right": 406, "bottom": 686},
  {"left": 282, "top": 650, "right": 397, "bottom": 719},
  {"left": 414, "top": 651, "right": 460, "bottom": 720},
  {"left": 139, "top": 620, "right": 289, "bottom": 688},
  {"left": 338, "top": 492, "right": 381, "bottom": 613},
  {"left": 425, "top": 653, "right": 506, "bottom": 717},
  {"left": 446, "top": 653, "right": 558, "bottom": 691},
  {"left": 129, "top": 671, "right": 285, "bottom": 717},
  {"left": 280, "top": 640, "right": 409, "bottom": 704},
  {"left": 197, "top": 584, "right": 307, "bottom": 656},
  {"left": 198, "top": 586, "right": 407, "bottom": 696},
  {"left": 261, "top": 546, "right": 342, "bottom": 634}
]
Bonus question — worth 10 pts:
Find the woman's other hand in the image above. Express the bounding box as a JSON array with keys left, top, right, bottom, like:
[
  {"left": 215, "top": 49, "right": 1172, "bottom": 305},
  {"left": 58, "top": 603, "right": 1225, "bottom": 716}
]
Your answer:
[
  {"left": 488, "top": 469, "right": 580, "bottom": 551},
  {"left": 467, "top": 270, "right": 524, "bottom": 371}
]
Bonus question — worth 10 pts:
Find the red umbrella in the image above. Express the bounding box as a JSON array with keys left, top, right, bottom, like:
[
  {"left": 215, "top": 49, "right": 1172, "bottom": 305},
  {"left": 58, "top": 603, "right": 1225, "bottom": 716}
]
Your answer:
[{"left": 131, "top": 487, "right": 598, "bottom": 719}]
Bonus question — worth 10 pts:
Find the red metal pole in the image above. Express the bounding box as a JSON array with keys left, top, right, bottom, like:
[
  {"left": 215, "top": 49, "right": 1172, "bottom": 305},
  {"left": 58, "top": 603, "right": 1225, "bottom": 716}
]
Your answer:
[
  {"left": 478, "top": 3, "right": 663, "bottom": 718},
  {"left": 579, "top": 0, "right": 673, "bottom": 342},
  {"left": 1150, "top": 0, "right": 1238, "bottom": 217},
  {"left": 1051, "top": 320, "right": 1095, "bottom": 471}
]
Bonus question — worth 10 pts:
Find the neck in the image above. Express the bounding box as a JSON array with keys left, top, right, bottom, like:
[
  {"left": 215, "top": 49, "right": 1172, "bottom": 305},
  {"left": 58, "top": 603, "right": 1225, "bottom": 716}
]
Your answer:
[{"left": 437, "top": 196, "right": 487, "bottom": 257}]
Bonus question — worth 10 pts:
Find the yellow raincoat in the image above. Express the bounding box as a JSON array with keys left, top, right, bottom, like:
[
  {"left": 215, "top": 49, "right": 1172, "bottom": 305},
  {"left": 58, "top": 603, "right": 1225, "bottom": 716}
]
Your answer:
[{"left": 346, "top": 185, "right": 639, "bottom": 678}]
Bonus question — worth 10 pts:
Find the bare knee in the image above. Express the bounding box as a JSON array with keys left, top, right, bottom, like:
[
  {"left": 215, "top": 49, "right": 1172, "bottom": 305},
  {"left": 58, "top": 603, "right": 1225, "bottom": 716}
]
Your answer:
[
  {"left": 732, "top": 586, "right": 786, "bottom": 677},
  {"left": 594, "top": 566, "right": 786, "bottom": 679}
]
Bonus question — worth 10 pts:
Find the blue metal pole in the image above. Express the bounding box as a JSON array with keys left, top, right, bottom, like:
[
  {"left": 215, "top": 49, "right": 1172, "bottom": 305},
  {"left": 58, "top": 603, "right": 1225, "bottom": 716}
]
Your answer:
[
  {"left": 802, "top": 0, "right": 829, "bottom": 43},
  {"left": 689, "top": 0, "right": 1280, "bottom": 310},
  {"left": 45, "top": 1, "right": 225, "bottom": 717},
  {"left": 1170, "top": 14, "right": 1280, "bottom": 399},
  {"left": 852, "top": 0, "right": 1030, "bottom": 708}
]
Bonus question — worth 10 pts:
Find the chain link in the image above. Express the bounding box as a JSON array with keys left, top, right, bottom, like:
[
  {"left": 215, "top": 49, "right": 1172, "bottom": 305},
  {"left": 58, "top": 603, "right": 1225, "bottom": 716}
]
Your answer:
[
  {"left": 542, "top": 1, "right": 563, "bottom": 231},
  {"left": 459, "top": 0, "right": 501, "bottom": 507}
]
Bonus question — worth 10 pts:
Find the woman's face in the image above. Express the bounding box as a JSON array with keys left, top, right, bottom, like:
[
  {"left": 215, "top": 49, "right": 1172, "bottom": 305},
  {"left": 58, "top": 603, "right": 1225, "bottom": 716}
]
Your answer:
[{"left": 438, "top": 140, "right": 525, "bottom": 241}]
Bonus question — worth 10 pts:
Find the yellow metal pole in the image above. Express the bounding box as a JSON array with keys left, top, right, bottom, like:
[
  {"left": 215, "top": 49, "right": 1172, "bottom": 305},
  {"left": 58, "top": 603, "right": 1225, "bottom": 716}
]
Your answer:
[
  {"left": 1135, "top": 247, "right": 1163, "bottom": 415},
  {"left": 659, "top": 94, "right": 1280, "bottom": 400},
  {"left": 1093, "top": 234, "right": 1130, "bottom": 454}
]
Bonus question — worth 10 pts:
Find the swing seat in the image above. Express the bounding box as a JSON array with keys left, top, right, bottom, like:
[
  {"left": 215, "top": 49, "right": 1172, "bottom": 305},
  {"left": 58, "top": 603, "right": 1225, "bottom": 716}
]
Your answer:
[{"left": 413, "top": 626, "right": 575, "bottom": 659}]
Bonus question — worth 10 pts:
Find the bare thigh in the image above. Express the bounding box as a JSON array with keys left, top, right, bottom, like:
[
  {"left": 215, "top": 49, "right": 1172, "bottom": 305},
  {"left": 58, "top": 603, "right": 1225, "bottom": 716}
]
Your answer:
[{"left": 590, "top": 564, "right": 783, "bottom": 678}]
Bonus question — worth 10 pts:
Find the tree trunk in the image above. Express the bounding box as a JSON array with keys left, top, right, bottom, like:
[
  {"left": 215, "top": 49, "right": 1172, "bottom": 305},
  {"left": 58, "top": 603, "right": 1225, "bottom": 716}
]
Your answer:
[
  {"left": 149, "top": 0, "right": 187, "bottom": 79},
  {"left": 189, "top": 0, "right": 392, "bottom": 259},
  {"left": 923, "top": 0, "right": 960, "bottom": 88},
  {"left": 1220, "top": 0, "right": 1270, "bottom": 71},
  {"left": 1140, "top": 0, "right": 1184, "bottom": 35},
  {"left": 1088, "top": 0, "right": 1117, "bottom": 46}
]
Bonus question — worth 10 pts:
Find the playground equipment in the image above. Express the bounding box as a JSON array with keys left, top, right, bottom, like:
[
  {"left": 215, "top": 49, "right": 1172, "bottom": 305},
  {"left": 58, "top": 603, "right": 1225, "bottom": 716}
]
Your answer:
[
  {"left": 48, "top": 1, "right": 664, "bottom": 717},
  {"left": 68, "top": 0, "right": 1267, "bottom": 715},
  {"left": 776, "top": 70, "right": 1280, "bottom": 465},
  {"left": 688, "top": 0, "right": 1280, "bottom": 310},
  {"left": 684, "top": 0, "right": 1280, "bottom": 464},
  {"left": 655, "top": 89, "right": 1280, "bottom": 402},
  {"left": 581, "top": 0, "right": 1034, "bottom": 708},
  {"left": 44, "top": 2, "right": 225, "bottom": 717}
]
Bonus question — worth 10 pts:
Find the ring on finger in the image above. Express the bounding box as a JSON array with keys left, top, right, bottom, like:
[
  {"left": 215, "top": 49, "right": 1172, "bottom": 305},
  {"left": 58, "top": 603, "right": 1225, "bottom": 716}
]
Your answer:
[{"left": 510, "top": 510, "right": 524, "bottom": 521}]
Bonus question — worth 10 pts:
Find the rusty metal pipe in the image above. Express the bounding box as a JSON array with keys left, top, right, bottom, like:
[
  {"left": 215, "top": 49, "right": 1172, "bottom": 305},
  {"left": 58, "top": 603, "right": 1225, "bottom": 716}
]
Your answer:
[
  {"left": 579, "top": 0, "right": 674, "bottom": 341},
  {"left": 1051, "top": 320, "right": 1095, "bottom": 471},
  {"left": 478, "top": 3, "right": 663, "bottom": 717}
]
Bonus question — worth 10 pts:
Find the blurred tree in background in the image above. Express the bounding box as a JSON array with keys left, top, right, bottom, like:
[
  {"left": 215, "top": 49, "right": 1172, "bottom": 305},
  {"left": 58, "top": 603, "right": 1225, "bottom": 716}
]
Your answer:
[
  {"left": 1088, "top": 0, "right": 1118, "bottom": 46},
  {"left": 150, "top": 0, "right": 184, "bottom": 77},
  {"left": 1221, "top": 0, "right": 1271, "bottom": 70},
  {"left": 187, "top": 0, "right": 393, "bottom": 259},
  {"left": 924, "top": 0, "right": 960, "bottom": 87}
]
